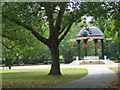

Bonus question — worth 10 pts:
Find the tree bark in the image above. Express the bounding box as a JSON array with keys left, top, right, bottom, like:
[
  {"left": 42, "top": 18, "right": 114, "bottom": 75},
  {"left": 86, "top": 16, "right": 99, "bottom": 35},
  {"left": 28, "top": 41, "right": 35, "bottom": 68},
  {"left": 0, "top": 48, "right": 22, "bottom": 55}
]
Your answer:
[
  {"left": 16, "top": 55, "right": 20, "bottom": 66},
  {"left": 48, "top": 43, "right": 61, "bottom": 75},
  {"left": 5, "top": 58, "right": 12, "bottom": 66}
]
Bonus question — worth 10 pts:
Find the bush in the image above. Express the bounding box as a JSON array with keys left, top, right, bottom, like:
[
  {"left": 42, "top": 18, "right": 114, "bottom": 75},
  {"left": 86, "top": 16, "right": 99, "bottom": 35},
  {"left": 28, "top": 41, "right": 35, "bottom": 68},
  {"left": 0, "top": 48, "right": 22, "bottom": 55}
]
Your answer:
[
  {"left": 47, "top": 60, "right": 52, "bottom": 64},
  {"left": 60, "top": 59, "right": 65, "bottom": 63},
  {"left": 43, "top": 61, "right": 48, "bottom": 64}
]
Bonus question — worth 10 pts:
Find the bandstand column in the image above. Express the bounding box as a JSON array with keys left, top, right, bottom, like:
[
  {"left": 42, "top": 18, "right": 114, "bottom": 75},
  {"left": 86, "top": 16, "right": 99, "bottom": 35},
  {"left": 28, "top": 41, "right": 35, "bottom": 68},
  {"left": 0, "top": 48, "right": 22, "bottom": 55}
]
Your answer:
[
  {"left": 83, "top": 39, "right": 88, "bottom": 56},
  {"left": 94, "top": 39, "right": 98, "bottom": 56},
  {"left": 101, "top": 39, "right": 104, "bottom": 60},
  {"left": 76, "top": 40, "right": 81, "bottom": 60}
]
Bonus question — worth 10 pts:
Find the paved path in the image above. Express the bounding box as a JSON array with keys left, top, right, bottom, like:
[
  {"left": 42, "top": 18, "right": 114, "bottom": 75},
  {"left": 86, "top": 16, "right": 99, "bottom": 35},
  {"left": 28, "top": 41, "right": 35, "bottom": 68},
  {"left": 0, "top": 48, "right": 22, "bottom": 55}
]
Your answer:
[
  {"left": 51, "top": 64, "right": 118, "bottom": 88},
  {"left": 0, "top": 63, "right": 119, "bottom": 69},
  {"left": 1, "top": 63, "right": 118, "bottom": 88}
]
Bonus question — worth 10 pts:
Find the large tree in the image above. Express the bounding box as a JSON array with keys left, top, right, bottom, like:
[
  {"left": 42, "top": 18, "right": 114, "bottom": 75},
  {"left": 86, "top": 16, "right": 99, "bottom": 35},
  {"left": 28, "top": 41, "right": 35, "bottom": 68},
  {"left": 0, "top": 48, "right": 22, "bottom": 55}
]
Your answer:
[{"left": 2, "top": 2, "right": 86, "bottom": 75}]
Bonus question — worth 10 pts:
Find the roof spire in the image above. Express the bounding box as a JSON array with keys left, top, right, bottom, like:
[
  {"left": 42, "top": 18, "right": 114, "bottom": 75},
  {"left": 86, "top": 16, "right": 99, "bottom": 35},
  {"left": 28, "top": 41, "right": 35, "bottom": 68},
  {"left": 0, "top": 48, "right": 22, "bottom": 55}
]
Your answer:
[{"left": 88, "top": 24, "right": 92, "bottom": 27}]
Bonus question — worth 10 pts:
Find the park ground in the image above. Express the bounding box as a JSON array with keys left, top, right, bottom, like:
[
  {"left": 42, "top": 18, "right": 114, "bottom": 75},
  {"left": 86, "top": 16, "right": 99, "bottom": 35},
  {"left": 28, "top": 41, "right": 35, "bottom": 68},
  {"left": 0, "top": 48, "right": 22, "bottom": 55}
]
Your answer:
[
  {"left": 108, "top": 67, "right": 120, "bottom": 88},
  {"left": 1, "top": 68, "right": 88, "bottom": 88},
  {"left": 1, "top": 63, "right": 119, "bottom": 88}
]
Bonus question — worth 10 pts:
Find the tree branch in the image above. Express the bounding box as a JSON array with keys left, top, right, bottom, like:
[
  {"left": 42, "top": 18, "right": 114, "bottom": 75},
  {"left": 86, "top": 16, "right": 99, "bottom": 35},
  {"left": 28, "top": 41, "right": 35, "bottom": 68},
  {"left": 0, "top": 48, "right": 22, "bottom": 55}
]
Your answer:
[
  {"left": 59, "top": 23, "right": 68, "bottom": 35},
  {"left": 54, "top": 3, "right": 66, "bottom": 32},
  {"left": 3, "top": 14, "right": 48, "bottom": 45},
  {"left": 1, "top": 33, "right": 11, "bottom": 40},
  {"left": 44, "top": 5, "right": 54, "bottom": 34},
  {"left": 0, "top": 41, "right": 15, "bottom": 49},
  {"left": 0, "top": 33, "right": 17, "bottom": 40},
  {"left": 1, "top": 33, "right": 29, "bottom": 44},
  {"left": 59, "top": 23, "right": 73, "bottom": 43}
]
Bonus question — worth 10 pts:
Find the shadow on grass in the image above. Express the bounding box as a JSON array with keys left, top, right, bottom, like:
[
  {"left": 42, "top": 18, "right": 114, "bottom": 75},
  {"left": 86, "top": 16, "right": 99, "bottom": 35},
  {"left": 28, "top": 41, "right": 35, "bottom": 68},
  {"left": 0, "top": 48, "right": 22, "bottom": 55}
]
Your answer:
[{"left": 2, "top": 68, "right": 88, "bottom": 88}]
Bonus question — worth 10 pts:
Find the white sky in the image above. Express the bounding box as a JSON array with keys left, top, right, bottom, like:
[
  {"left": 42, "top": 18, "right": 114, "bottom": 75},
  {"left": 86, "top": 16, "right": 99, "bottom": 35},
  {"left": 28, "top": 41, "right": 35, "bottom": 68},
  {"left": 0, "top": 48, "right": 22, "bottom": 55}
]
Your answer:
[{"left": 86, "top": 16, "right": 93, "bottom": 23}]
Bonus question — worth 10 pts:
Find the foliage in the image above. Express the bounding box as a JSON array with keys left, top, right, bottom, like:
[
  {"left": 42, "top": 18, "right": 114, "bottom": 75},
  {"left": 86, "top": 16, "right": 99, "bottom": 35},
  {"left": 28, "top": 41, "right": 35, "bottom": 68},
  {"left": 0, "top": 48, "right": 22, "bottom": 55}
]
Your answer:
[
  {"left": 2, "top": 68, "right": 88, "bottom": 88},
  {"left": 2, "top": 19, "right": 119, "bottom": 65},
  {"left": 83, "top": 2, "right": 120, "bottom": 40},
  {"left": 2, "top": 2, "right": 88, "bottom": 75},
  {"left": 1, "top": 2, "right": 120, "bottom": 75},
  {"left": 84, "top": 2, "right": 120, "bottom": 59}
]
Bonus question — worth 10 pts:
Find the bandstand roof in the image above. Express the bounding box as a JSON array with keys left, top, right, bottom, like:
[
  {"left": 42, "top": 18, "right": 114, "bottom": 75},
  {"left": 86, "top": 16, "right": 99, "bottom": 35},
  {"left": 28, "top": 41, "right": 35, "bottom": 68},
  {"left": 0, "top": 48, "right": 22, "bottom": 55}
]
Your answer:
[
  {"left": 77, "top": 25, "right": 103, "bottom": 37},
  {"left": 69, "top": 24, "right": 111, "bottom": 41}
]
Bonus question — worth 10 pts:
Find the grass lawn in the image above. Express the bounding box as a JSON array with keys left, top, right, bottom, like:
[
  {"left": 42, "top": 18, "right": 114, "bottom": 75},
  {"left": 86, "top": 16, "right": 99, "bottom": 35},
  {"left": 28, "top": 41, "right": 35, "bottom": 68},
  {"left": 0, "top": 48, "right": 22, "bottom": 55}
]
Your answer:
[
  {"left": 2, "top": 68, "right": 88, "bottom": 88},
  {"left": 108, "top": 67, "right": 120, "bottom": 88}
]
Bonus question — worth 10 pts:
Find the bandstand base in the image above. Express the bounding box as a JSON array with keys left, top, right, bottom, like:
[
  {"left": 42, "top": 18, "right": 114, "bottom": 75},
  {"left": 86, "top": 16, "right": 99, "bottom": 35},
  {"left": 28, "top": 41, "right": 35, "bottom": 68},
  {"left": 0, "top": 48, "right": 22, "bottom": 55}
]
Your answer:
[{"left": 69, "top": 59, "right": 115, "bottom": 65}]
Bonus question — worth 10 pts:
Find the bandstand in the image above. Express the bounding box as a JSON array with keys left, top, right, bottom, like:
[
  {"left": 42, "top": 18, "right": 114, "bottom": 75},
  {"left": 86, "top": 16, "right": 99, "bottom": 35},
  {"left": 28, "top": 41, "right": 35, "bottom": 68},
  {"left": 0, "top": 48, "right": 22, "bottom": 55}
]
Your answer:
[{"left": 69, "top": 24, "right": 114, "bottom": 64}]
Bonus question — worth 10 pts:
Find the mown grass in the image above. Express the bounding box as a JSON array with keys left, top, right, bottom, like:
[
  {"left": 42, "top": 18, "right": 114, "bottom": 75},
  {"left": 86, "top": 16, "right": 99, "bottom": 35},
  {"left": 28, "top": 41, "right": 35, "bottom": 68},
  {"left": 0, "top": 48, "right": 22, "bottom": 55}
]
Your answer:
[
  {"left": 2, "top": 68, "right": 88, "bottom": 88},
  {"left": 108, "top": 67, "right": 120, "bottom": 88},
  {"left": 109, "top": 67, "right": 120, "bottom": 73}
]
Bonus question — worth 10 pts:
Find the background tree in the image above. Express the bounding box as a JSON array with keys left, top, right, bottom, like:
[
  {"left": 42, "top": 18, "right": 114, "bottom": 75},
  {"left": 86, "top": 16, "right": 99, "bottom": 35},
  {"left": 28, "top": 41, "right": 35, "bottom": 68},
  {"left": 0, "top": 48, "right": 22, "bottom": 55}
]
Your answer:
[{"left": 84, "top": 2, "right": 120, "bottom": 60}]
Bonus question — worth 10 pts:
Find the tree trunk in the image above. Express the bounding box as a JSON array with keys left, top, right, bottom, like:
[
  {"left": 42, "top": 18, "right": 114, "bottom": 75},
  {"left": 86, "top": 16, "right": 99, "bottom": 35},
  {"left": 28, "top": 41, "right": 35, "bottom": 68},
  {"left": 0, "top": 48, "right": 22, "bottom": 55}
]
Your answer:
[
  {"left": 48, "top": 44, "right": 61, "bottom": 75},
  {"left": 5, "top": 58, "right": 12, "bottom": 66},
  {"left": 16, "top": 53, "right": 20, "bottom": 66},
  {"left": 5, "top": 58, "right": 9, "bottom": 66},
  {"left": 17, "top": 56, "right": 20, "bottom": 66}
]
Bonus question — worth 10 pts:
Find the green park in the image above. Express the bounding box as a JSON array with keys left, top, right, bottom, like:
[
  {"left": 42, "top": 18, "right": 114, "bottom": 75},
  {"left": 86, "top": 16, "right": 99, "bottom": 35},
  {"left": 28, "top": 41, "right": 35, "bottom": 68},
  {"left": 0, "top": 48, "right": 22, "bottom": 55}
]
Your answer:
[{"left": 0, "top": 1, "right": 120, "bottom": 89}]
